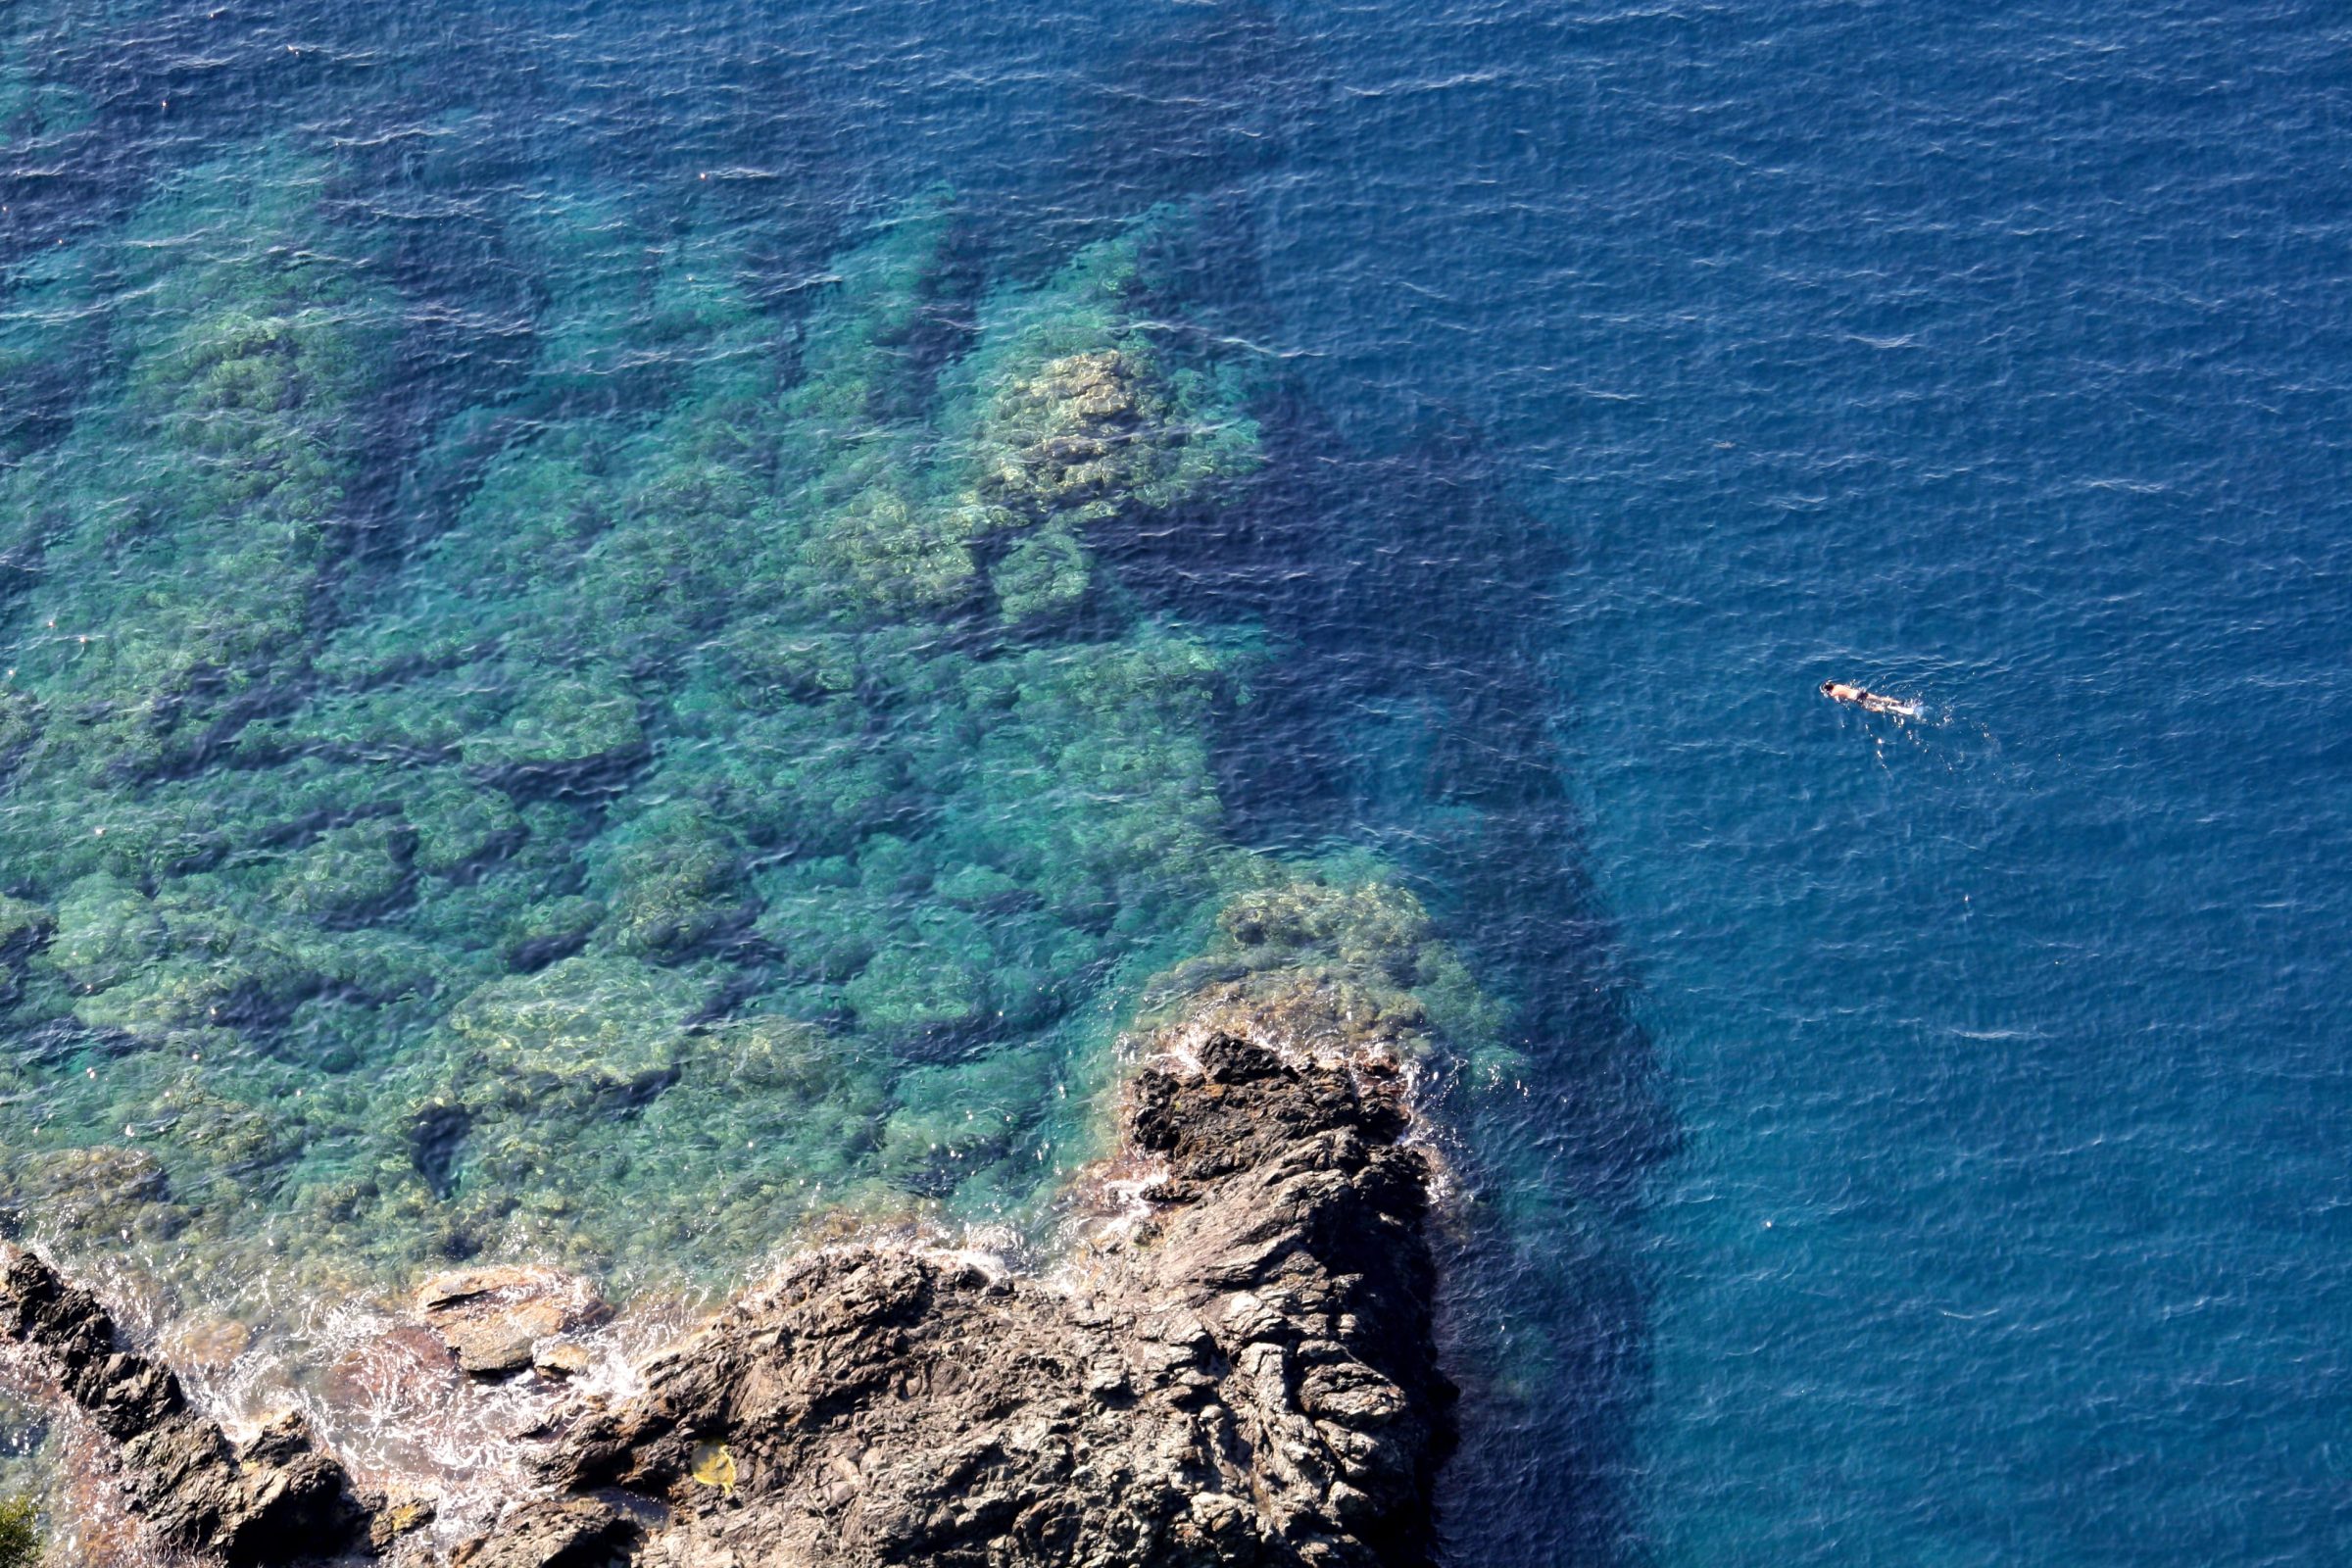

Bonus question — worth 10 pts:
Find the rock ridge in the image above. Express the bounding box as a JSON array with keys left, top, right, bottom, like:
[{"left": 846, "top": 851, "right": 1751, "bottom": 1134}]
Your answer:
[
  {"left": 0, "top": 1250, "right": 369, "bottom": 1562},
  {"left": 1, "top": 1021, "right": 1452, "bottom": 1568}
]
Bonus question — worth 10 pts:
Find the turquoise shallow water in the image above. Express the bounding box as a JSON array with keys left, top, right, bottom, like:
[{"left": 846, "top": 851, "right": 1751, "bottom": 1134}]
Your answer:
[{"left": 6, "top": 0, "right": 2352, "bottom": 1562}]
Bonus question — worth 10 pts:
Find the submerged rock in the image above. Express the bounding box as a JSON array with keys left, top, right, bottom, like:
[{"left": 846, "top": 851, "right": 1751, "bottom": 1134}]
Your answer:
[{"left": 0, "top": 999, "right": 1451, "bottom": 1568}]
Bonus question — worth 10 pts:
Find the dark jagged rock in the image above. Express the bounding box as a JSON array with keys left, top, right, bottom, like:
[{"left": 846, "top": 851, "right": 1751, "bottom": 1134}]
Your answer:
[
  {"left": 0, "top": 1250, "right": 371, "bottom": 1565},
  {"left": 470, "top": 1030, "right": 1452, "bottom": 1568},
  {"left": 2, "top": 1020, "right": 1450, "bottom": 1568}
]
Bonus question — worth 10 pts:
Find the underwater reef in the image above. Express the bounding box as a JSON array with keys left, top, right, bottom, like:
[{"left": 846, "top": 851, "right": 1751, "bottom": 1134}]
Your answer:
[
  {"left": 0, "top": 977, "right": 1451, "bottom": 1568},
  {"left": 0, "top": 145, "right": 1519, "bottom": 1565},
  {"left": 0, "top": 157, "right": 1430, "bottom": 1296}
]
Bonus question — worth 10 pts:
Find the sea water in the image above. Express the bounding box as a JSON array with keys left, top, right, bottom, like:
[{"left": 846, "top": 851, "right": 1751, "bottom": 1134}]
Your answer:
[{"left": 6, "top": 1, "right": 2351, "bottom": 1563}]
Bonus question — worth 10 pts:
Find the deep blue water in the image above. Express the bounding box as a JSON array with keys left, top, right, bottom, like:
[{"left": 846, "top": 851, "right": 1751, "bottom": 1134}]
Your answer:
[
  {"left": 1230, "top": 4, "right": 2352, "bottom": 1559},
  {"left": 7, "top": 0, "right": 2352, "bottom": 1562}
]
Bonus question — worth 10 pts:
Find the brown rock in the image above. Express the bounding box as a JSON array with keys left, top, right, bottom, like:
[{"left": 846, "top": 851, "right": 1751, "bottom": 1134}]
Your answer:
[
  {"left": 370, "top": 1496, "right": 438, "bottom": 1554},
  {"left": 532, "top": 1339, "right": 593, "bottom": 1379},
  {"left": 451, "top": 1498, "right": 637, "bottom": 1568},
  {"left": 161, "top": 1315, "right": 254, "bottom": 1376},
  {"left": 319, "top": 1318, "right": 464, "bottom": 1411},
  {"left": 1, "top": 983, "right": 1454, "bottom": 1568},
  {"left": 416, "top": 1264, "right": 608, "bottom": 1378}
]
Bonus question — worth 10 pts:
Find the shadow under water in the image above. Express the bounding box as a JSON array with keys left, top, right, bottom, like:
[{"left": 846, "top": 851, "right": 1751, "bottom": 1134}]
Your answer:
[
  {"left": 1047, "top": 33, "right": 1673, "bottom": 1544},
  {"left": 1192, "top": 405, "right": 1673, "bottom": 1567}
]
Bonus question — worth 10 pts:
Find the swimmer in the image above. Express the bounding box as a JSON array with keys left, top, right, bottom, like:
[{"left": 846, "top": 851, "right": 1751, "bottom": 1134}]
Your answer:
[{"left": 1821, "top": 680, "right": 1922, "bottom": 719}]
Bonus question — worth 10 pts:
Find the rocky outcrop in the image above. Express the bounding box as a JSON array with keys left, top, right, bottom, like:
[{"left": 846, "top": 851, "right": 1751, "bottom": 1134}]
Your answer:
[
  {"left": 0, "top": 1021, "right": 1450, "bottom": 1568},
  {"left": 470, "top": 1031, "right": 1450, "bottom": 1568},
  {"left": 0, "top": 1250, "right": 369, "bottom": 1564}
]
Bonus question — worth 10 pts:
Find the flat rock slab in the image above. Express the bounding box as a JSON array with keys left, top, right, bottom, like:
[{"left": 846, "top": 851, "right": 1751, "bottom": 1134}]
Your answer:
[{"left": 416, "top": 1265, "right": 610, "bottom": 1377}]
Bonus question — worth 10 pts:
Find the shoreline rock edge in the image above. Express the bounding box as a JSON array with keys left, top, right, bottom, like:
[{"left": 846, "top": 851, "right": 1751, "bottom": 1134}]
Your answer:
[{"left": 2, "top": 1027, "right": 1455, "bottom": 1567}]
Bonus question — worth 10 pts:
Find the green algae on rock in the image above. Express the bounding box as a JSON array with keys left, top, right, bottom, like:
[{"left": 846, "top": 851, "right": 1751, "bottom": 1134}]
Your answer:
[{"left": 0, "top": 1494, "right": 37, "bottom": 1568}]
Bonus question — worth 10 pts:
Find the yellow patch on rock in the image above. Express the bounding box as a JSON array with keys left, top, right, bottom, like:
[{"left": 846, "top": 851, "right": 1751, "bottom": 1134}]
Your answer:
[{"left": 690, "top": 1441, "right": 737, "bottom": 1496}]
